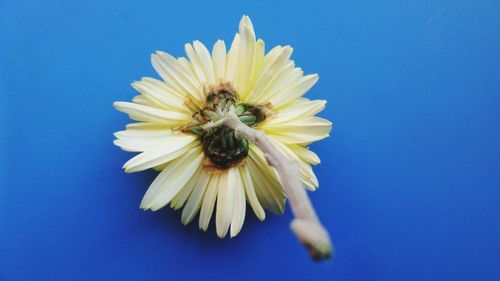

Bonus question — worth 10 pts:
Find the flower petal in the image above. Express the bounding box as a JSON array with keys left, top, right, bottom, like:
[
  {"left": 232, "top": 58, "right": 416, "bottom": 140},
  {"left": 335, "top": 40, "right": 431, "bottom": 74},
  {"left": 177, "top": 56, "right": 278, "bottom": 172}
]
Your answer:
[
  {"left": 131, "top": 95, "right": 156, "bottom": 107},
  {"left": 113, "top": 137, "right": 164, "bottom": 152},
  {"left": 113, "top": 102, "right": 190, "bottom": 125},
  {"left": 247, "top": 46, "right": 293, "bottom": 104},
  {"left": 248, "top": 146, "right": 286, "bottom": 214},
  {"left": 287, "top": 144, "right": 321, "bottom": 165},
  {"left": 225, "top": 33, "right": 240, "bottom": 83},
  {"left": 264, "top": 100, "right": 326, "bottom": 125},
  {"left": 233, "top": 15, "right": 256, "bottom": 98},
  {"left": 170, "top": 167, "right": 205, "bottom": 210},
  {"left": 115, "top": 128, "right": 174, "bottom": 139},
  {"left": 199, "top": 172, "right": 221, "bottom": 231},
  {"left": 193, "top": 40, "right": 216, "bottom": 85},
  {"left": 125, "top": 122, "right": 168, "bottom": 130},
  {"left": 113, "top": 129, "right": 176, "bottom": 152},
  {"left": 255, "top": 66, "right": 303, "bottom": 103},
  {"left": 152, "top": 52, "right": 203, "bottom": 103},
  {"left": 185, "top": 43, "right": 208, "bottom": 85},
  {"left": 230, "top": 168, "right": 246, "bottom": 237},
  {"left": 131, "top": 78, "right": 190, "bottom": 113},
  {"left": 267, "top": 136, "right": 319, "bottom": 190},
  {"left": 122, "top": 134, "right": 196, "bottom": 173},
  {"left": 140, "top": 146, "right": 204, "bottom": 210},
  {"left": 261, "top": 117, "right": 332, "bottom": 145},
  {"left": 252, "top": 61, "right": 294, "bottom": 102},
  {"left": 212, "top": 40, "right": 227, "bottom": 81},
  {"left": 216, "top": 169, "right": 235, "bottom": 238},
  {"left": 181, "top": 171, "right": 211, "bottom": 224},
  {"left": 239, "top": 166, "right": 265, "bottom": 221},
  {"left": 268, "top": 74, "right": 319, "bottom": 109},
  {"left": 243, "top": 38, "right": 266, "bottom": 101}
]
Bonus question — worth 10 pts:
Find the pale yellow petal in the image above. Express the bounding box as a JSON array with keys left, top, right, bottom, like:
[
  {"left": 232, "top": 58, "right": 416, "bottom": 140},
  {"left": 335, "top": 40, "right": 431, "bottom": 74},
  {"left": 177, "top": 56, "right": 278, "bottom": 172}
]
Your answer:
[
  {"left": 193, "top": 40, "right": 216, "bottom": 85},
  {"left": 287, "top": 144, "right": 321, "bottom": 165},
  {"left": 268, "top": 74, "right": 319, "bottom": 109},
  {"left": 248, "top": 146, "right": 286, "bottom": 214},
  {"left": 233, "top": 15, "right": 256, "bottom": 98},
  {"left": 125, "top": 122, "right": 169, "bottom": 130},
  {"left": 131, "top": 95, "right": 157, "bottom": 107},
  {"left": 264, "top": 100, "right": 326, "bottom": 125},
  {"left": 113, "top": 139, "right": 150, "bottom": 152},
  {"left": 247, "top": 46, "right": 293, "bottom": 104},
  {"left": 199, "top": 173, "right": 221, "bottom": 231},
  {"left": 212, "top": 40, "right": 227, "bottom": 81},
  {"left": 113, "top": 102, "right": 190, "bottom": 125},
  {"left": 242, "top": 38, "right": 266, "bottom": 102},
  {"left": 185, "top": 43, "right": 207, "bottom": 84},
  {"left": 152, "top": 52, "right": 203, "bottom": 103},
  {"left": 216, "top": 169, "right": 235, "bottom": 238},
  {"left": 140, "top": 146, "right": 204, "bottom": 210},
  {"left": 257, "top": 67, "right": 303, "bottom": 103},
  {"left": 122, "top": 134, "right": 196, "bottom": 173},
  {"left": 171, "top": 166, "right": 205, "bottom": 210},
  {"left": 114, "top": 128, "right": 174, "bottom": 139},
  {"left": 181, "top": 171, "right": 211, "bottom": 224},
  {"left": 114, "top": 128, "right": 174, "bottom": 151},
  {"left": 225, "top": 33, "right": 240, "bottom": 83},
  {"left": 249, "top": 61, "right": 294, "bottom": 103},
  {"left": 239, "top": 165, "right": 265, "bottom": 221},
  {"left": 131, "top": 78, "right": 190, "bottom": 113},
  {"left": 261, "top": 117, "right": 332, "bottom": 145},
  {"left": 230, "top": 168, "right": 246, "bottom": 237},
  {"left": 176, "top": 57, "right": 194, "bottom": 75},
  {"left": 151, "top": 53, "right": 187, "bottom": 96},
  {"left": 266, "top": 136, "right": 319, "bottom": 190}
]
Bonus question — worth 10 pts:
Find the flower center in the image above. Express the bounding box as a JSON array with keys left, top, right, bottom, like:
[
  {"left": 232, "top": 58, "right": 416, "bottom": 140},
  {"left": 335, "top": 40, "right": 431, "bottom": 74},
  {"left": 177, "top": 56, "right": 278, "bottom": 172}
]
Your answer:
[{"left": 184, "top": 82, "right": 269, "bottom": 169}]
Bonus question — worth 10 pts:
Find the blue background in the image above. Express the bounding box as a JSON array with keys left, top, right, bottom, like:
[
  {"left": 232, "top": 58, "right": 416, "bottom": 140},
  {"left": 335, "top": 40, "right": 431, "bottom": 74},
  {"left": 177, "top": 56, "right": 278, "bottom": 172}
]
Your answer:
[{"left": 1, "top": 0, "right": 499, "bottom": 280}]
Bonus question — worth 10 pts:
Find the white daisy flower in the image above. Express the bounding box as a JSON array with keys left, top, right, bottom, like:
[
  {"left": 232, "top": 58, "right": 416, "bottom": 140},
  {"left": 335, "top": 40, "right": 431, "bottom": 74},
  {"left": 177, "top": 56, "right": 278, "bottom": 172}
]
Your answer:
[{"left": 114, "top": 15, "right": 332, "bottom": 239}]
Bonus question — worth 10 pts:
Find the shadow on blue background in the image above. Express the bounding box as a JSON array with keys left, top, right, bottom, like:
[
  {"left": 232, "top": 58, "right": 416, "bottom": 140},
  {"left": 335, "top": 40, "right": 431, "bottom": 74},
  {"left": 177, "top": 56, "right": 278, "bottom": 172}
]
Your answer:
[{"left": 1, "top": 1, "right": 499, "bottom": 280}]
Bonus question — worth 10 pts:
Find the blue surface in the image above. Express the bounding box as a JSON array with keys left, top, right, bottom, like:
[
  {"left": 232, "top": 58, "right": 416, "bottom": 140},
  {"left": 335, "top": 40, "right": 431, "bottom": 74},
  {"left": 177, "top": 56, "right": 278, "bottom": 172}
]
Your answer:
[{"left": 1, "top": 1, "right": 500, "bottom": 280}]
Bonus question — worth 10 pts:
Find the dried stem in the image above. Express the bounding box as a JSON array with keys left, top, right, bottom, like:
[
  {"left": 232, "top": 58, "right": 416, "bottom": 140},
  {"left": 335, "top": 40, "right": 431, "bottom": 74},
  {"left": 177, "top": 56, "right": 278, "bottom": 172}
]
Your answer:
[{"left": 217, "top": 111, "right": 333, "bottom": 260}]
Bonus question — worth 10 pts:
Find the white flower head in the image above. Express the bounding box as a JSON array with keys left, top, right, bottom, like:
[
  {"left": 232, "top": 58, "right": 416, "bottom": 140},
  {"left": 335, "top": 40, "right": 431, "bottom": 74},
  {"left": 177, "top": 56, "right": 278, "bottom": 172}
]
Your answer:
[{"left": 114, "top": 15, "right": 332, "bottom": 238}]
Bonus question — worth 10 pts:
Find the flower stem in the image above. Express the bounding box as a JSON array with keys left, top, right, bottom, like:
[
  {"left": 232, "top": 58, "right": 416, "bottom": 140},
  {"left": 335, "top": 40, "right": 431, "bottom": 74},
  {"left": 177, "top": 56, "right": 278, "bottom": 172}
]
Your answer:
[{"left": 222, "top": 112, "right": 333, "bottom": 260}]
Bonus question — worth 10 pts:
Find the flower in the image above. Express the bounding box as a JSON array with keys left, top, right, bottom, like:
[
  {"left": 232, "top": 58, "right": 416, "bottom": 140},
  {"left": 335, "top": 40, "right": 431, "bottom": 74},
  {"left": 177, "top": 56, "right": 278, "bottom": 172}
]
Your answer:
[{"left": 113, "top": 15, "right": 332, "bottom": 238}]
